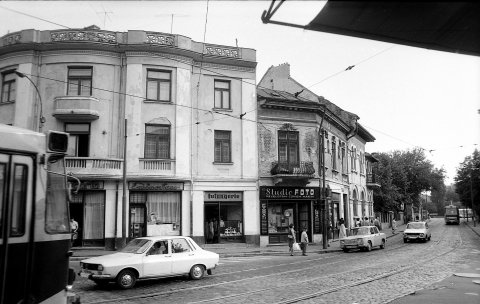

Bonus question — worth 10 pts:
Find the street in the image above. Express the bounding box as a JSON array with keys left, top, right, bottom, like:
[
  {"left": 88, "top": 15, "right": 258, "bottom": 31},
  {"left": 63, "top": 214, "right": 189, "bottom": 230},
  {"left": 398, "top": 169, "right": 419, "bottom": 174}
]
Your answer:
[{"left": 71, "top": 218, "right": 480, "bottom": 304}]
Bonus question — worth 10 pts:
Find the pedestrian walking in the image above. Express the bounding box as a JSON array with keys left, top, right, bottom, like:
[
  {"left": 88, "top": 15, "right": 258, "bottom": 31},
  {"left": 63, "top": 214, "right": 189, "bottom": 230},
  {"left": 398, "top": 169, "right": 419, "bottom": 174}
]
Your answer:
[
  {"left": 374, "top": 217, "right": 381, "bottom": 230},
  {"left": 70, "top": 218, "right": 79, "bottom": 246},
  {"left": 392, "top": 218, "right": 397, "bottom": 234},
  {"left": 288, "top": 224, "right": 296, "bottom": 256},
  {"left": 362, "top": 217, "right": 370, "bottom": 226},
  {"left": 300, "top": 227, "right": 309, "bottom": 256},
  {"left": 339, "top": 218, "right": 347, "bottom": 239},
  {"left": 327, "top": 220, "right": 333, "bottom": 247}
]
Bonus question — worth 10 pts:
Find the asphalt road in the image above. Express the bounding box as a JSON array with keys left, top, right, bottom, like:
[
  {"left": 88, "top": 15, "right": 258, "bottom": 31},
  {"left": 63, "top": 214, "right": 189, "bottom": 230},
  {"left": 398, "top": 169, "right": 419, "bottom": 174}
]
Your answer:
[{"left": 71, "top": 218, "right": 480, "bottom": 304}]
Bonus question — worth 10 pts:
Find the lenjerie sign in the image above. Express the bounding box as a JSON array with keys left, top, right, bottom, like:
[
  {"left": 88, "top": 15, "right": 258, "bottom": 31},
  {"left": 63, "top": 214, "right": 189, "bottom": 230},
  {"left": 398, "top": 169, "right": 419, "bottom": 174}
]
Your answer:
[{"left": 260, "top": 187, "right": 319, "bottom": 200}]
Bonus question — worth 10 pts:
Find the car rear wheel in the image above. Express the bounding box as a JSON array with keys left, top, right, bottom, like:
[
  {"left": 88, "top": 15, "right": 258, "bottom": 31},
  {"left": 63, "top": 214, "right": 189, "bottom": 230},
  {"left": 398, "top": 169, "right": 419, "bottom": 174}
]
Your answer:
[
  {"left": 190, "top": 264, "right": 205, "bottom": 280},
  {"left": 116, "top": 269, "right": 137, "bottom": 289},
  {"left": 380, "top": 240, "right": 386, "bottom": 249},
  {"left": 342, "top": 248, "right": 350, "bottom": 253},
  {"left": 403, "top": 239, "right": 408, "bottom": 243}
]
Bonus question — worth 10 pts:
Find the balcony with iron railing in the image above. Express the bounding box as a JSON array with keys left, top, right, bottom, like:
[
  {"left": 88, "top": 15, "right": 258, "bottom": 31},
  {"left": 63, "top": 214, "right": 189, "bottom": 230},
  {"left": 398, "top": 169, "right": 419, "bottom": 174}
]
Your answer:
[
  {"left": 65, "top": 157, "right": 123, "bottom": 176},
  {"left": 271, "top": 161, "right": 315, "bottom": 175},
  {"left": 367, "top": 172, "right": 381, "bottom": 187}
]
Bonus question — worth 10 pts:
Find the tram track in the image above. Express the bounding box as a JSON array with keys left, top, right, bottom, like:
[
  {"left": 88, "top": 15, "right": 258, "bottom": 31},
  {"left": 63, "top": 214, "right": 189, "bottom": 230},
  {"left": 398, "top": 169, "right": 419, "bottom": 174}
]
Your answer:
[
  {"left": 81, "top": 220, "right": 460, "bottom": 304},
  {"left": 83, "top": 236, "right": 447, "bottom": 304}
]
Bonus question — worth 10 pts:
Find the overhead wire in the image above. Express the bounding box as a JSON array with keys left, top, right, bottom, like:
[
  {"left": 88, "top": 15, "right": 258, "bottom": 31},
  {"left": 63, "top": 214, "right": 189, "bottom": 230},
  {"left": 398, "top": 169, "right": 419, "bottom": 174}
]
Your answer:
[{"left": 4, "top": 5, "right": 446, "bottom": 150}]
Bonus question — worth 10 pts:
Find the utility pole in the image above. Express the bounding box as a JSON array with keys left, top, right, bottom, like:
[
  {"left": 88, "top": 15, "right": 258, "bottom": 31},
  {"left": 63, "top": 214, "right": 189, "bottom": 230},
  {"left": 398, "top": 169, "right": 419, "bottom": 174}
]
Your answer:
[
  {"left": 321, "top": 129, "right": 328, "bottom": 249},
  {"left": 121, "top": 119, "right": 127, "bottom": 247}
]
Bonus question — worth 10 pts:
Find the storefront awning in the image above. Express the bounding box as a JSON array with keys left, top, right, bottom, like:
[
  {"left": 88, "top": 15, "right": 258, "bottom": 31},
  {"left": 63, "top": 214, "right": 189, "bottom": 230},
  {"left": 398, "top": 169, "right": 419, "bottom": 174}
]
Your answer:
[{"left": 261, "top": 1, "right": 480, "bottom": 57}]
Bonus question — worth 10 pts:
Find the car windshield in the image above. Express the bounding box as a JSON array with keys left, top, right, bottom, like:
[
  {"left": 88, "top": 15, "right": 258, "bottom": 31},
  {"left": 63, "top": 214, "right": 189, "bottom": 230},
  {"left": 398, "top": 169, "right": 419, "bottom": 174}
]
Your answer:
[
  {"left": 121, "top": 239, "right": 152, "bottom": 254},
  {"left": 407, "top": 222, "right": 425, "bottom": 229},
  {"left": 352, "top": 227, "right": 370, "bottom": 236}
]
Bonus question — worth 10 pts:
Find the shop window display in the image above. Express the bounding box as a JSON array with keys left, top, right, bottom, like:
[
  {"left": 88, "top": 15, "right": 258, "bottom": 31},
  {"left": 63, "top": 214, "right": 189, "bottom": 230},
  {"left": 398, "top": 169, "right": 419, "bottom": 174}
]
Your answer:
[{"left": 268, "top": 205, "right": 294, "bottom": 234}]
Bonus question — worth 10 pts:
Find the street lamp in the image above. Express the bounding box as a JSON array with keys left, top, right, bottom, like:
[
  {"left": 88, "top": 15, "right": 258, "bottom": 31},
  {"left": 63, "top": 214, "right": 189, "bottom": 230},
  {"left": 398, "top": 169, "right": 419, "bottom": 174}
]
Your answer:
[
  {"left": 14, "top": 71, "right": 45, "bottom": 132},
  {"left": 469, "top": 166, "right": 479, "bottom": 227}
]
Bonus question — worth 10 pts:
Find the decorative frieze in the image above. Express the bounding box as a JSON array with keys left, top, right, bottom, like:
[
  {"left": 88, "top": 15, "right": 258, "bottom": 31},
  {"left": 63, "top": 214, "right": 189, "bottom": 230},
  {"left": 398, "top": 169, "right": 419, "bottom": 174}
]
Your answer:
[
  {"left": 3, "top": 34, "right": 21, "bottom": 45},
  {"left": 50, "top": 30, "right": 117, "bottom": 44},
  {"left": 204, "top": 44, "right": 239, "bottom": 58},
  {"left": 146, "top": 33, "right": 175, "bottom": 46}
]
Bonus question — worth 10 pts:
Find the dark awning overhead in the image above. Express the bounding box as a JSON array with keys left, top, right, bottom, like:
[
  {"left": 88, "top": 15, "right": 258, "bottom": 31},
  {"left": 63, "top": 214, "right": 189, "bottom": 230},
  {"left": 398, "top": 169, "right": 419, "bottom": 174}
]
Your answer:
[{"left": 262, "top": 1, "right": 480, "bottom": 57}]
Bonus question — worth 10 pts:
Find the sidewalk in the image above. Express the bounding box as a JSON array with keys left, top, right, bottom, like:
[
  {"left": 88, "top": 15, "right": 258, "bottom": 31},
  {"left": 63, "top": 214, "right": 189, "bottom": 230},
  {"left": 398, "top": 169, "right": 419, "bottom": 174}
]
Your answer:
[
  {"left": 70, "top": 224, "right": 406, "bottom": 261},
  {"left": 464, "top": 218, "right": 480, "bottom": 237}
]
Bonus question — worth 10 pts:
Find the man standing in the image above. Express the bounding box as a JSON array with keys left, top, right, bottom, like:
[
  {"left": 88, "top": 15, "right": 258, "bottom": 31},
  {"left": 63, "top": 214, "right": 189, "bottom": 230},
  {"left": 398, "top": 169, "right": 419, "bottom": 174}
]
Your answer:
[{"left": 300, "top": 227, "right": 309, "bottom": 256}]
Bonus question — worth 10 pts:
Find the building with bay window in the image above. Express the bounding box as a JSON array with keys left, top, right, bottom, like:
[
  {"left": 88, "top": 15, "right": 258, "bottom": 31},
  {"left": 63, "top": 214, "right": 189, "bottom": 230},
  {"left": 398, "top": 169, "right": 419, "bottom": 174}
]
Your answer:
[{"left": 0, "top": 25, "right": 258, "bottom": 249}]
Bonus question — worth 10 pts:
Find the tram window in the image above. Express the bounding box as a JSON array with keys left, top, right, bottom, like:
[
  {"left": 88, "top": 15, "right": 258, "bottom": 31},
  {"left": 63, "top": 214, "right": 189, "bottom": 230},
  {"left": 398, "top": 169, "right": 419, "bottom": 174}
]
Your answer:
[
  {"left": 0, "top": 163, "right": 5, "bottom": 235},
  {"left": 45, "top": 161, "right": 70, "bottom": 234},
  {"left": 10, "top": 164, "right": 27, "bottom": 236}
]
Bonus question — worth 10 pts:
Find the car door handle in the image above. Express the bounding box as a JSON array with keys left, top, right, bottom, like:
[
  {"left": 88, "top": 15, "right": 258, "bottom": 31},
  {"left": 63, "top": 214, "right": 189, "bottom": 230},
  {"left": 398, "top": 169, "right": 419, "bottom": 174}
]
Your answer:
[{"left": 188, "top": 253, "right": 195, "bottom": 256}]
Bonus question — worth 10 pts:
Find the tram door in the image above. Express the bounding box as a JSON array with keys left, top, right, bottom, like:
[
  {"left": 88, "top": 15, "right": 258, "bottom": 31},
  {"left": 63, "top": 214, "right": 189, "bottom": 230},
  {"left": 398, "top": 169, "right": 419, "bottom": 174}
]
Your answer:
[{"left": 0, "top": 154, "right": 34, "bottom": 304}]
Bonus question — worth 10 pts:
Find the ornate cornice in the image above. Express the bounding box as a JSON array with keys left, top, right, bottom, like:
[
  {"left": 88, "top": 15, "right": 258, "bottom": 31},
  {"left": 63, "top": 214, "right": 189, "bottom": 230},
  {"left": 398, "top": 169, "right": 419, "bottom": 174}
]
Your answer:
[
  {"left": 3, "top": 33, "right": 21, "bottom": 46},
  {"left": 193, "top": 61, "right": 255, "bottom": 73},
  {"left": 204, "top": 44, "right": 240, "bottom": 58},
  {"left": 50, "top": 30, "right": 118, "bottom": 44},
  {"left": 145, "top": 33, "right": 176, "bottom": 46}
]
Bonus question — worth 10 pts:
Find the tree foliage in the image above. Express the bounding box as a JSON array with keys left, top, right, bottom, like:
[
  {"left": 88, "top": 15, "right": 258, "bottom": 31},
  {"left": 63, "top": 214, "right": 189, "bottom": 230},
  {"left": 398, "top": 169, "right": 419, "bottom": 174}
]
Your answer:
[
  {"left": 372, "top": 148, "right": 445, "bottom": 214},
  {"left": 454, "top": 149, "right": 480, "bottom": 219}
]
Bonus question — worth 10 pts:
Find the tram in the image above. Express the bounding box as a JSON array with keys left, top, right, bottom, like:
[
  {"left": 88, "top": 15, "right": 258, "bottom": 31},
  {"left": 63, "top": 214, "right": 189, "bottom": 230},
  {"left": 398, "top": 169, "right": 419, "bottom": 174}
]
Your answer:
[
  {"left": 0, "top": 124, "right": 79, "bottom": 304},
  {"left": 444, "top": 204, "right": 460, "bottom": 225}
]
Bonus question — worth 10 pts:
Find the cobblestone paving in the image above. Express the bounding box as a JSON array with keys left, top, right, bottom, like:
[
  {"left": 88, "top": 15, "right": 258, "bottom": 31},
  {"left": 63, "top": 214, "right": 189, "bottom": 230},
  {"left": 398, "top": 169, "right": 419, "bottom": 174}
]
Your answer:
[{"left": 74, "top": 219, "right": 479, "bottom": 304}]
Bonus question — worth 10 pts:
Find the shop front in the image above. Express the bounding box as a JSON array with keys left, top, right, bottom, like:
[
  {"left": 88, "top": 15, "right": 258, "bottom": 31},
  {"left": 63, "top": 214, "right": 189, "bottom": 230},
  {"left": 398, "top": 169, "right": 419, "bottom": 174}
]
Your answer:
[
  {"left": 128, "top": 181, "right": 183, "bottom": 239},
  {"left": 69, "top": 180, "right": 105, "bottom": 247},
  {"left": 204, "top": 192, "right": 244, "bottom": 243},
  {"left": 260, "top": 186, "right": 320, "bottom": 244}
]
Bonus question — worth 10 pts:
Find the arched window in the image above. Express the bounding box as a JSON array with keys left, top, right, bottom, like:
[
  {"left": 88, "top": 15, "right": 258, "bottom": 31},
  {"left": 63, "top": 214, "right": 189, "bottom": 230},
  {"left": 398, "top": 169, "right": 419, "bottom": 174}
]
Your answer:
[{"left": 353, "top": 189, "right": 358, "bottom": 217}]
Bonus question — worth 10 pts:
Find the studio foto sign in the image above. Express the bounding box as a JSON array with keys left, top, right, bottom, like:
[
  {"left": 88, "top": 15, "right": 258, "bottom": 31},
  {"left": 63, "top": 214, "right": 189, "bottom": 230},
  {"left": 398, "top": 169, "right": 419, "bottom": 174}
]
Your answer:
[{"left": 260, "top": 187, "right": 319, "bottom": 200}]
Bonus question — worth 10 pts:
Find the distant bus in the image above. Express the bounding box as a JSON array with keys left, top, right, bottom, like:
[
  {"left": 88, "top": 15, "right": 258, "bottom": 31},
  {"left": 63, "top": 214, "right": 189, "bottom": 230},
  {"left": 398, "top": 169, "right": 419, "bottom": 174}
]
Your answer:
[
  {"left": 445, "top": 205, "right": 460, "bottom": 225},
  {"left": 459, "top": 208, "right": 473, "bottom": 219}
]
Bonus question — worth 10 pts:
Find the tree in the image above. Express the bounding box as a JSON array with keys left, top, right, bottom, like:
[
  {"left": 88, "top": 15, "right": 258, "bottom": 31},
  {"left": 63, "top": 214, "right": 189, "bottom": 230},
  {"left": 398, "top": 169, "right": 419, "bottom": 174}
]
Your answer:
[
  {"left": 454, "top": 149, "right": 480, "bottom": 221},
  {"left": 373, "top": 148, "right": 446, "bottom": 220}
]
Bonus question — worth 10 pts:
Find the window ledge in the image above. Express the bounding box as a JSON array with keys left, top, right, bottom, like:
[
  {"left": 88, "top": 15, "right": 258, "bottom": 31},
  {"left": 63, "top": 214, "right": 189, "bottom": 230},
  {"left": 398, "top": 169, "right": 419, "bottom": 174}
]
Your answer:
[
  {"left": 212, "top": 108, "right": 232, "bottom": 112},
  {"left": 0, "top": 101, "right": 15, "bottom": 105},
  {"left": 144, "top": 99, "right": 173, "bottom": 104},
  {"left": 332, "top": 169, "right": 340, "bottom": 173},
  {"left": 213, "top": 162, "right": 233, "bottom": 165}
]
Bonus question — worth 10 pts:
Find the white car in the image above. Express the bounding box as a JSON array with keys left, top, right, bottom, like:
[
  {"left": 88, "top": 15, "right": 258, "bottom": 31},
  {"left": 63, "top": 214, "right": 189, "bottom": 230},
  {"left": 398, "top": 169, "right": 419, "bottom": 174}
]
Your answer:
[
  {"left": 79, "top": 236, "right": 219, "bottom": 289},
  {"left": 339, "top": 226, "right": 386, "bottom": 252},
  {"left": 403, "top": 221, "right": 431, "bottom": 243}
]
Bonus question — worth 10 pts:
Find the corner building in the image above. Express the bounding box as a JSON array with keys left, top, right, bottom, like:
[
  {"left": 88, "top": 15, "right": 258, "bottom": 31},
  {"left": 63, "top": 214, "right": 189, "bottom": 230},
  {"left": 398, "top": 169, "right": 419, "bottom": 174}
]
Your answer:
[
  {"left": 257, "top": 63, "right": 377, "bottom": 245},
  {"left": 0, "top": 26, "right": 258, "bottom": 249}
]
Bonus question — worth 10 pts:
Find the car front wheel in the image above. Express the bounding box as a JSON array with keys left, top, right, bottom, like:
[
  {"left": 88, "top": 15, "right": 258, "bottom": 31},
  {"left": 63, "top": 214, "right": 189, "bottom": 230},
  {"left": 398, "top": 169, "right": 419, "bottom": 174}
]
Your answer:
[
  {"left": 365, "top": 242, "right": 372, "bottom": 252},
  {"left": 116, "top": 269, "right": 137, "bottom": 289},
  {"left": 190, "top": 264, "right": 205, "bottom": 280}
]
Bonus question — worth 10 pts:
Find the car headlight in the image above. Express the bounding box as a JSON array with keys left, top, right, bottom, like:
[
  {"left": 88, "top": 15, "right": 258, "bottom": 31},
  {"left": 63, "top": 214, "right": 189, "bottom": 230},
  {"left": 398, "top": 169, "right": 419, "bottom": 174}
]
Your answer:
[
  {"left": 356, "top": 238, "right": 363, "bottom": 244},
  {"left": 79, "top": 262, "right": 84, "bottom": 269},
  {"left": 97, "top": 265, "right": 104, "bottom": 271},
  {"left": 419, "top": 233, "right": 425, "bottom": 237},
  {"left": 340, "top": 240, "right": 345, "bottom": 245}
]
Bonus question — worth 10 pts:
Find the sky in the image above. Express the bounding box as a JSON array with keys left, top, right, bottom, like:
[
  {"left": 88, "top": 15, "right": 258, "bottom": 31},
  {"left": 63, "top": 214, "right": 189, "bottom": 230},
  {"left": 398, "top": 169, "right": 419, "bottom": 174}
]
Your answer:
[{"left": 1, "top": 1, "right": 479, "bottom": 184}]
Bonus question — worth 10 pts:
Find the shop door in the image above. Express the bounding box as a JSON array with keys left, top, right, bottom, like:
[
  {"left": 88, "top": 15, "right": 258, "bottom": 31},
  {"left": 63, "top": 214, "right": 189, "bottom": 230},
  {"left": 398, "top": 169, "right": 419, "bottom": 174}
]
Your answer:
[
  {"left": 130, "top": 205, "right": 146, "bottom": 238},
  {"left": 70, "top": 193, "right": 84, "bottom": 247},
  {"left": 204, "top": 204, "right": 219, "bottom": 244},
  {"left": 298, "top": 203, "right": 311, "bottom": 241}
]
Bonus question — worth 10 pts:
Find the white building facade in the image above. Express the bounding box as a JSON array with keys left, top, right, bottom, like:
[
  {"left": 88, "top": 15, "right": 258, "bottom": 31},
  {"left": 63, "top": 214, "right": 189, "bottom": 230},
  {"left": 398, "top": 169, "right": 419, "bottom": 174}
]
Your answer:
[{"left": 0, "top": 26, "right": 258, "bottom": 249}]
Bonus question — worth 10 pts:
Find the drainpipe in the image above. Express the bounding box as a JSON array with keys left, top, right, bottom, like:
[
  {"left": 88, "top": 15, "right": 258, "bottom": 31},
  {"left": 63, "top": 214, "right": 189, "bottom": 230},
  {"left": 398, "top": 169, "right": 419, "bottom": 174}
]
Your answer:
[
  {"left": 317, "top": 102, "right": 327, "bottom": 249},
  {"left": 114, "top": 180, "right": 119, "bottom": 250}
]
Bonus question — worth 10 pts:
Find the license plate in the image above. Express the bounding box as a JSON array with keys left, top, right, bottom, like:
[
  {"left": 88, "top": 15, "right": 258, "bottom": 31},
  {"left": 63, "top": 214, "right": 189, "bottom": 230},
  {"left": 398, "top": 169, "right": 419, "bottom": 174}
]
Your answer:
[{"left": 80, "top": 271, "right": 91, "bottom": 278}]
